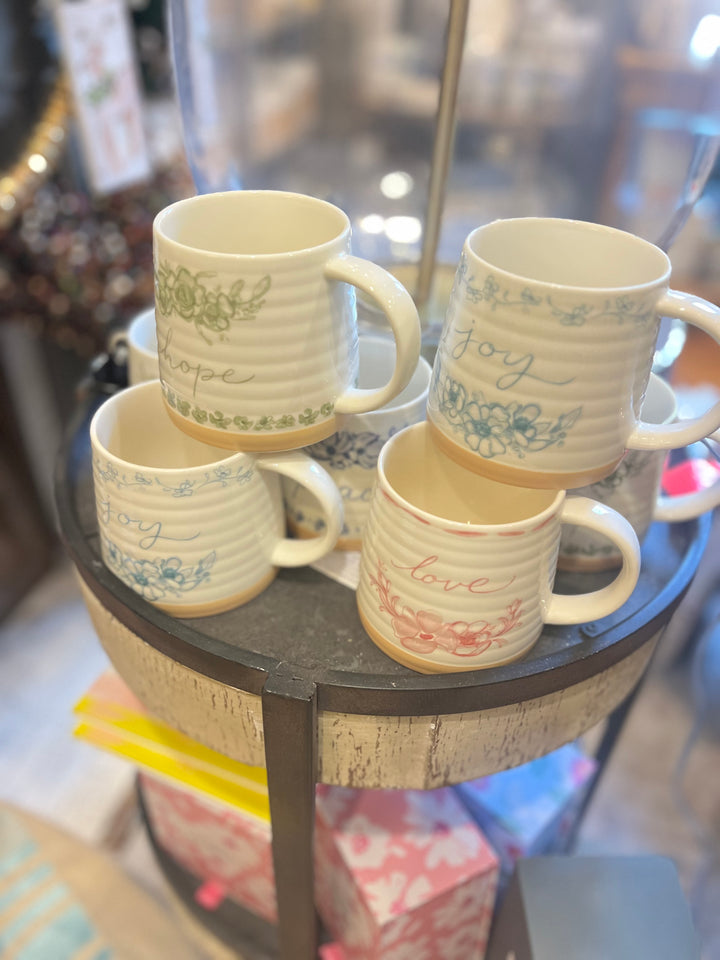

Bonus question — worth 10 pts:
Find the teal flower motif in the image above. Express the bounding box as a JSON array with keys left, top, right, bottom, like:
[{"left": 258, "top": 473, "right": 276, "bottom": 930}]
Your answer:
[
  {"left": 461, "top": 401, "right": 509, "bottom": 458},
  {"left": 172, "top": 480, "right": 194, "bottom": 498},
  {"left": 439, "top": 376, "right": 467, "bottom": 423},
  {"left": 506, "top": 402, "right": 541, "bottom": 448},
  {"left": 159, "top": 557, "right": 185, "bottom": 586},
  {"left": 123, "top": 558, "right": 164, "bottom": 601}
]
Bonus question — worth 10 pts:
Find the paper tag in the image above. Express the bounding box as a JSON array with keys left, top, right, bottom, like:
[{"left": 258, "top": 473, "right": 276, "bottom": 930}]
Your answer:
[
  {"left": 311, "top": 551, "right": 361, "bottom": 590},
  {"left": 56, "top": 0, "right": 151, "bottom": 194}
]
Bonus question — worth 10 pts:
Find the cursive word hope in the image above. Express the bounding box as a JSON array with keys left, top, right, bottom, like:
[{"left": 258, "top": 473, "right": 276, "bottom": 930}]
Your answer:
[
  {"left": 392, "top": 555, "right": 515, "bottom": 594},
  {"left": 158, "top": 329, "right": 254, "bottom": 398},
  {"left": 449, "top": 328, "right": 574, "bottom": 391}
]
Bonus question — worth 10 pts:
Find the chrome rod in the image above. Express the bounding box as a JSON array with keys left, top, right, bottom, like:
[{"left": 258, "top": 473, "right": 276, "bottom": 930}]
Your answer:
[{"left": 415, "top": 0, "right": 470, "bottom": 310}]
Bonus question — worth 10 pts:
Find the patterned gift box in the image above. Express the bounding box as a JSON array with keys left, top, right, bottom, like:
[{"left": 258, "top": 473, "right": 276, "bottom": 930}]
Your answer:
[
  {"left": 454, "top": 744, "right": 597, "bottom": 880},
  {"left": 315, "top": 785, "right": 499, "bottom": 960},
  {"left": 139, "top": 773, "right": 278, "bottom": 922}
]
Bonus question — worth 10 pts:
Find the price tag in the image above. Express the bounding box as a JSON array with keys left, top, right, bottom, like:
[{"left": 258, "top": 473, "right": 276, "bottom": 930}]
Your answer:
[{"left": 56, "top": 0, "right": 152, "bottom": 194}]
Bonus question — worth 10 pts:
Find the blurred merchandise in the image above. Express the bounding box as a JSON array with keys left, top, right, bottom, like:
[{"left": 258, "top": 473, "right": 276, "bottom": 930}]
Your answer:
[{"left": 454, "top": 745, "right": 597, "bottom": 886}]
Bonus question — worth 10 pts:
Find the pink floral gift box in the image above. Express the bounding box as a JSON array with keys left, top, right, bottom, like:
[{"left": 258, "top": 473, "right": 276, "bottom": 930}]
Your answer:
[
  {"left": 453, "top": 744, "right": 597, "bottom": 881},
  {"left": 315, "top": 785, "right": 499, "bottom": 960}
]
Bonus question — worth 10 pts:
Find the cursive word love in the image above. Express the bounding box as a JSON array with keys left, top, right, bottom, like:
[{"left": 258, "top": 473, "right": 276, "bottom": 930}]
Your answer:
[
  {"left": 99, "top": 499, "right": 200, "bottom": 550},
  {"left": 392, "top": 555, "right": 515, "bottom": 594},
  {"left": 449, "top": 328, "right": 575, "bottom": 391},
  {"left": 158, "top": 328, "right": 254, "bottom": 398}
]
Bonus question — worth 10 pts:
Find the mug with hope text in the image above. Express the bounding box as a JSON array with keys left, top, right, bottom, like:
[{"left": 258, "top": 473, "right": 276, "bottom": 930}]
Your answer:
[
  {"left": 559, "top": 374, "right": 720, "bottom": 571},
  {"left": 91, "top": 381, "right": 343, "bottom": 617},
  {"left": 283, "top": 335, "right": 432, "bottom": 550},
  {"left": 427, "top": 218, "right": 720, "bottom": 489},
  {"left": 153, "top": 190, "right": 421, "bottom": 452},
  {"left": 357, "top": 422, "right": 641, "bottom": 674}
]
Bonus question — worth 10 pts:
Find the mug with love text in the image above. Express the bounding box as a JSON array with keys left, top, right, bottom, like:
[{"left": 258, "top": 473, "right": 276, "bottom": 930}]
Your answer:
[
  {"left": 427, "top": 218, "right": 720, "bottom": 489},
  {"left": 109, "top": 307, "right": 158, "bottom": 385},
  {"left": 154, "top": 190, "right": 421, "bottom": 452},
  {"left": 559, "top": 374, "right": 720, "bottom": 571},
  {"left": 357, "top": 422, "right": 641, "bottom": 673},
  {"left": 283, "top": 335, "right": 432, "bottom": 550},
  {"left": 91, "top": 381, "right": 343, "bottom": 617}
]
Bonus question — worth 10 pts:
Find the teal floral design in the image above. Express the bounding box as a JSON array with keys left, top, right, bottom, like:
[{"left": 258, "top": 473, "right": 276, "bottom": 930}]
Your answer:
[
  {"left": 154, "top": 261, "right": 271, "bottom": 345},
  {"left": 434, "top": 371, "right": 582, "bottom": 459},
  {"left": 458, "top": 261, "right": 654, "bottom": 326},
  {"left": 310, "top": 430, "right": 384, "bottom": 470},
  {"left": 93, "top": 457, "right": 254, "bottom": 494},
  {"left": 102, "top": 537, "right": 216, "bottom": 601}
]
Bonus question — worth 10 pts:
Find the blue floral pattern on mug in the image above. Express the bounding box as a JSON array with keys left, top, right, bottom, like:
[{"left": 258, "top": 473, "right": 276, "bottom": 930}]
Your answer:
[
  {"left": 432, "top": 366, "right": 582, "bottom": 459},
  {"left": 102, "top": 536, "right": 216, "bottom": 601},
  {"left": 93, "top": 458, "right": 254, "bottom": 495},
  {"left": 309, "top": 430, "right": 385, "bottom": 470}
]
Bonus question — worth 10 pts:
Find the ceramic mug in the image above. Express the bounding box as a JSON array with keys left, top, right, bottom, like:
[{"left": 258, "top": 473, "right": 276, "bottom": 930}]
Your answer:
[
  {"left": 109, "top": 307, "right": 158, "bottom": 384},
  {"left": 427, "top": 218, "right": 720, "bottom": 489},
  {"left": 283, "top": 336, "right": 432, "bottom": 550},
  {"left": 91, "top": 381, "right": 343, "bottom": 617},
  {"left": 559, "top": 374, "right": 720, "bottom": 571},
  {"left": 153, "top": 190, "right": 421, "bottom": 452},
  {"left": 356, "top": 422, "right": 641, "bottom": 674}
]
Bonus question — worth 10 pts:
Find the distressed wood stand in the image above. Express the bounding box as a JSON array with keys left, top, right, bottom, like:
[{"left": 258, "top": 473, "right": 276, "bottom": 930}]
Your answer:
[{"left": 55, "top": 368, "right": 710, "bottom": 960}]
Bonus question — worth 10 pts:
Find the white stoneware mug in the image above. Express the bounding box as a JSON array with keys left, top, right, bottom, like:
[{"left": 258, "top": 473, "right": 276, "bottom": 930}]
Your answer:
[
  {"left": 283, "top": 336, "right": 432, "bottom": 550},
  {"left": 559, "top": 374, "right": 720, "bottom": 571},
  {"left": 357, "top": 422, "right": 641, "bottom": 674},
  {"left": 91, "top": 381, "right": 343, "bottom": 618},
  {"left": 109, "top": 307, "right": 158, "bottom": 384},
  {"left": 427, "top": 218, "right": 720, "bottom": 489},
  {"left": 153, "top": 190, "right": 421, "bottom": 452}
]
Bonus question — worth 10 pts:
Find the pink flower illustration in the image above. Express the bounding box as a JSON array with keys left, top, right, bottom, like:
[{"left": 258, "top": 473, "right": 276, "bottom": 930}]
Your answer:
[{"left": 369, "top": 563, "right": 522, "bottom": 658}]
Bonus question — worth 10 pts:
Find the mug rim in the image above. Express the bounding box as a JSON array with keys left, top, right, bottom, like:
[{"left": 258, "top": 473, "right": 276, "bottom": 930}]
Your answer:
[
  {"left": 357, "top": 335, "right": 432, "bottom": 416},
  {"left": 465, "top": 217, "right": 672, "bottom": 294},
  {"left": 377, "top": 422, "right": 566, "bottom": 532},
  {"left": 90, "top": 381, "right": 246, "bottom": 477},
  {"left": 154, "top": 189, "right": 351, "bottom": 262}
]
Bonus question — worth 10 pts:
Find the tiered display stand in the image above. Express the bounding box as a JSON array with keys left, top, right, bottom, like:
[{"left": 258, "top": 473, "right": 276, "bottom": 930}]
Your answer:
[{"left": 55, "top": 363, "right": 710, "bottom": 960}]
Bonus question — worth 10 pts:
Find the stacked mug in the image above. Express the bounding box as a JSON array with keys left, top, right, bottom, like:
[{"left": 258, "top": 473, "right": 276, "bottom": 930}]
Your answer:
[
  {"left": 91, "top": 191, "right": 422, "bottom": 618},
  {"left": 356, "top": 218, "right": 720, "bottom": 673}
]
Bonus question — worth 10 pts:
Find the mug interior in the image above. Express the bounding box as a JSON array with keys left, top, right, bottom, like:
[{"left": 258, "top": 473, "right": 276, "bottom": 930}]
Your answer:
[
  {"left": 382, "top": 422, "right": 557, "bottom": 525},
  {"left": 155, "top": 191, "right": 348, "bottom": 256},
  {"left": 358, "top": 337, "right": 431, "bottom": 410},
  {"left": 92, "top": 381, "right": 234, "bottom": 470},
  {"left": 469, "top": 218, "right": 670, "bottom": 289},
  {"left": 128, "top": 308, "right": 158, "bottom": 356},
  {"left": 641, "top": 374, "right": 676, "bottom": 426}
]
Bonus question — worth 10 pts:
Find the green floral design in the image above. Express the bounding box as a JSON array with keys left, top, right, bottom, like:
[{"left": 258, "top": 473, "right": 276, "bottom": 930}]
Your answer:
[
  {"left": 154, "top": 261, "right": 271, "bottom": 344},
  {"left": 585, "top": 450, "right": 654, "bottom": 495},
  {"left": 163, "top": 384, "right": 334, "bottom": 433},
  {"left": 433, "top": 365, "right": 582, "bottom": 459},
  {"left": 560, "top": 541, "right": 616, "bottom": 559},
  {"left": 458, "top": 255, "right": 654, "bottom": 327}
]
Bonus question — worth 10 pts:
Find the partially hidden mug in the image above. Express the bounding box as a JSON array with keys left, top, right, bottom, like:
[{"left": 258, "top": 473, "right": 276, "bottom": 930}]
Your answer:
[
  {"left": 283, "top": 335, "right": 432, "bottom": 550},
  {"left": 91, "top": 381, "right": 343, "bottom": 617},
  {"left": 357, "top": 422, "right": 641, "bottom": 674},
  {"left": 559, "top": 374, "right": 720, "bottom": 571},
  {"left": 428, "top": 218, "right": 720, "bottom": 489},
  {"left": 109, "top": 307, "right": 158, "bottom": 384},
  {"left": 153, "top": 190, "right": 422, "bottom": 452}
]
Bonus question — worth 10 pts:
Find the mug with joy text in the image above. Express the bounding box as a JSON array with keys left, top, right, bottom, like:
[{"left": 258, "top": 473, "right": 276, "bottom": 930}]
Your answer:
[
  {"left": 559, "top": 374, "right": 720, "bottom": 571},
  {"left": 109, "top": 307, "right": 158, "bottom": 385},
  {"left": 153, "top": 190, "right": 421, "bottom": 452},
  {"left": 91, "top": 381, "right": 343, "bottom": 617},
  {"left": 357, "top": 422, "right": 641, "bottom": 674},
  {"left": 428, "top": 218, "right": 720, "bottom": 489},
  {"left": 283, "top": 336, "right": 432, "bottom": 550}
]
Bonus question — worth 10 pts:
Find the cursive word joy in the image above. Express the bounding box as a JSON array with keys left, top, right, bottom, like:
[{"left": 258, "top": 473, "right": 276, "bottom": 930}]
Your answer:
[
  {"left": 448, "top": 328, "right": 574, "bottom": 391},
  {"left": 158, "top": 328, "right": 254, "bottom": 399},
  {"left": 99, "top": 499, "right": 200, "bottom": 550},
  {"left": 392, "top": 555, "right": 515, "bottom": 594}
]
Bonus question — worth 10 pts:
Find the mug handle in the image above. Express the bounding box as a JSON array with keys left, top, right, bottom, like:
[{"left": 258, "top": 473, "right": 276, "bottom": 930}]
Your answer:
[
  {"left": 108, "top": 330, "right": 127, "bottom": 359},
  {"left": 545, "top": 497, "right": 641, "bottom": 625},
  {"left": 654, "top": 463, "right": 720, "bottom": 522},
  {"left": 258, "top": 451, "right": 343, "bottom": 566},
  {"left": 627, "top": 292, "right": 720, "bottom": 450},
  {"left": 324, "top": 256, "right": 421, "bottom": 415}
]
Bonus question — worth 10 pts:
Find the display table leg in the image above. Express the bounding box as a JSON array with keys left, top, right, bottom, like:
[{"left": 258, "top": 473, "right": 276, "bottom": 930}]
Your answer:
[{"left": 262, "top": 670, "right": 319, "bottom": 960}]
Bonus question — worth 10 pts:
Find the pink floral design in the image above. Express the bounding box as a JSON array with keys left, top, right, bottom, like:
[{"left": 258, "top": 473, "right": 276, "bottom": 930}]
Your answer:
[{"left": 369, "top": 562, "right": 522, "bottom": 656}]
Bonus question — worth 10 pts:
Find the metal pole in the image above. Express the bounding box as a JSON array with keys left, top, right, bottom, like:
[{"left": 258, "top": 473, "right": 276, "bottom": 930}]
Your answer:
[{"left": 415, "top": 0, "right": 470, "bottom": 310}]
